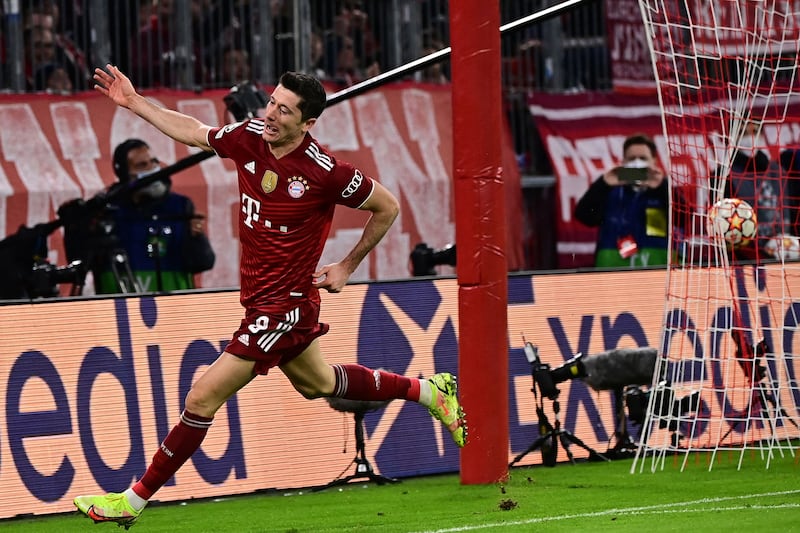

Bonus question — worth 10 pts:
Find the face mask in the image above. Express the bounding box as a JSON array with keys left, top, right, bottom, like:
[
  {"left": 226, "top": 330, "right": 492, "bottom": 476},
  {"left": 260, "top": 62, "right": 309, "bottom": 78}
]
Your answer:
[
  {"left": 137, "top": 180, "right": 168, "bottom": 200},
  {"left": 624, "top": 157, "right": 649, "bottom": 168},
  {"left": 132, "top": 167, "right": 168, "bottom": 201}
]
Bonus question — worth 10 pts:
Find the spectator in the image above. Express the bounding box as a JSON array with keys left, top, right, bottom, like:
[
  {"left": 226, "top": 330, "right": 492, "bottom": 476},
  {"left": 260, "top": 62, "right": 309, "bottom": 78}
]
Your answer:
[
  {"left": 33, "top": 61, "right": 73, "bottom": 94},
  {"left": 59, "top": 139, "right": 215, "bottom": 294},
  {"left": 323, "top": 1, "right": 380, "bottom": 86},
  {"left": 131, "top": 0, "right": 204, "bottom": 88},
  {"left": 712, "top": 121, "right": 800, "bottom": 257},
  {"left": 24, "top": 26, "right": 57, "bottom": 90},
  {"left": 575, "top": 133, "right": 680, "bottom": 268},
  {"left": 309, "top": 27, "right": 328, "bottom": 79},
  {"left": 25, "top": 0, "right": 89, "bottom": 90},
  {"left": 218, "top": 46, "right": 251, "bottom": 87}
]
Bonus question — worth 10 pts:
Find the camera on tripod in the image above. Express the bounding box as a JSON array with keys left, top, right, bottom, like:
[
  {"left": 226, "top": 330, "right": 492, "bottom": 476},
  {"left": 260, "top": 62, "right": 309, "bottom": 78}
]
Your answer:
[
  {"left": 511, "top": 340, "right": 607, "bottom": 467},
  {"left": 409, "top": 243, "right": 456, "bottom": 276},
  {"left": 624, "top": 381, "right": 701, "bottom": 434},
  {"left": 524, "top": 341, "right": 586, "bottom": 401}
]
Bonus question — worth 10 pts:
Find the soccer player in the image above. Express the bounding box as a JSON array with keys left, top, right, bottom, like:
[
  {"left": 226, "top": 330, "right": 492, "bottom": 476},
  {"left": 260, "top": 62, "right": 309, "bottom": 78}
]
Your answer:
[{"left": 74, "top": 65, "right": 467, "bottom": 529}]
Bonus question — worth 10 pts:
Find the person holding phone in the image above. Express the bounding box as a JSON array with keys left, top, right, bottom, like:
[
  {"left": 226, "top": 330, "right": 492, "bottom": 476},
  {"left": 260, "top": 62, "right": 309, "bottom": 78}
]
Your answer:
[{"left": 574, "top": 133, "right": 678, "bottom": 268}]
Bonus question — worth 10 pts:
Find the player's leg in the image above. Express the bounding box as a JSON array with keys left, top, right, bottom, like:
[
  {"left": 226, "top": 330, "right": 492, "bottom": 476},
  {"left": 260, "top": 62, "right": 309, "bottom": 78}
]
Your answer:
[
  {"left": 280, "top": 338, "right": 420, "bottom": 400},
  {"left": 278, "top": 338, "right": 337, "bottom": 397},
  {"left": 280, "top": 339, "right": 467, "bottom": 446},
  {"left": 74, "top": 351, "right": 257, "bottom": 527}
]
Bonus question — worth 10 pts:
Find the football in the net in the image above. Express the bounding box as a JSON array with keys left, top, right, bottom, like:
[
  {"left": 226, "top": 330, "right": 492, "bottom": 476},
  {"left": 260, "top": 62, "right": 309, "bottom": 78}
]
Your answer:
[
  {"left": 764, "top": 234, "right": 800, "bottom": 260},
  {"left": 707, "top": 198, "right": 758, "bottom": 247}
]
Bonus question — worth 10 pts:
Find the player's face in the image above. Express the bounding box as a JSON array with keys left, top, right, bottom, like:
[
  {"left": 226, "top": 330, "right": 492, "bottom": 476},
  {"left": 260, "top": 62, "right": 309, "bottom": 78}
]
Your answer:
[{"left": 262, "top": 85, "right": 315, "bottom": 148}]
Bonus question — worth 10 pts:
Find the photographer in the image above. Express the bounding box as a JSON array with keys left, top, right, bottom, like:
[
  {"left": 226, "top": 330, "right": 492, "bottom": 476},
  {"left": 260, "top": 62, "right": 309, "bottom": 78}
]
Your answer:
[
  {"left": 60, "top": 138, "right": 215, "bottom": 294},
  {"left": 574, "top": 134, "right": 681, "bottom": 268}
]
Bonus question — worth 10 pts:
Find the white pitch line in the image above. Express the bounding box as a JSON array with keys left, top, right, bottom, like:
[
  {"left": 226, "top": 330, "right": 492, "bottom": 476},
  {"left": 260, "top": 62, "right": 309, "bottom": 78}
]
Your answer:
[{"left": 412, "top": 489, "right": 800, "bottom": 533}]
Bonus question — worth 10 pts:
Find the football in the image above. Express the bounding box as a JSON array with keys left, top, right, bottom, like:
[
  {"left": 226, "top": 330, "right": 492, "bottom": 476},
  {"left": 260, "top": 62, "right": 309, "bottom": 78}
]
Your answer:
[
  {"left": 764, "top": 234, "right": 800, "bottom": 260},
  {"left": 707, "top": 198, "right": 758, "bottom": 247}
]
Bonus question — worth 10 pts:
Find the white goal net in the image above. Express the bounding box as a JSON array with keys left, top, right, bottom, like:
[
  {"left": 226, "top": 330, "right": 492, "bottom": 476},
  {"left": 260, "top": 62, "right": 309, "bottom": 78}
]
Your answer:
[{"left": 633, "top": 0, "right": 800, "bottom": 471}]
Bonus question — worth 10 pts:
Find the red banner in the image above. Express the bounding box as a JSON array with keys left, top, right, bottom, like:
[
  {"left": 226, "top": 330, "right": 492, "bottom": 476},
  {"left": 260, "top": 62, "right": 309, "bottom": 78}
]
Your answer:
[
  {"left": 606, "top": 0, "right": 656, "bottom": 94},
  {"left": 0, "top": 84, "right": 523, "bottom": 295},
  {"left": 687, "top": 1, "right": 800, "bottom": 55}
]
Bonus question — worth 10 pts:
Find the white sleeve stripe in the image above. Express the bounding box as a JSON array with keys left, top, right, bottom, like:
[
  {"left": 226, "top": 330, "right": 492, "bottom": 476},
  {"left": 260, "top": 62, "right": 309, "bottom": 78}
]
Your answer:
[
  {"left": 356, "top": 180, "right": 376, "bottom": 209},
  {"left": 305, "top": 143, "right": 334, "bottom": 171}
]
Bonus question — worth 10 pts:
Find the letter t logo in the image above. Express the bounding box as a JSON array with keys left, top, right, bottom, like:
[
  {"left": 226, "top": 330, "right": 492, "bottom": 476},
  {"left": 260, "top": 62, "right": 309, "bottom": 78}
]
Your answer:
[{"left": 241, "top": 193, "right": 260, "bottom": 228}]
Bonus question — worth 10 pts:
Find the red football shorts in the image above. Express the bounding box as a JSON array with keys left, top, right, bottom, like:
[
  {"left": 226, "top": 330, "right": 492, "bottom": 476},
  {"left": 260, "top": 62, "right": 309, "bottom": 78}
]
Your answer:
[{"left": 224, "top": 298, "right": 330, "bottom": 375}]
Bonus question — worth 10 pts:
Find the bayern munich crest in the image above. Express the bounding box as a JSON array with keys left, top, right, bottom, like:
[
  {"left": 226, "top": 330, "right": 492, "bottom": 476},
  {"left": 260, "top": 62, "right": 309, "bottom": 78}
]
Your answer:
[{"left": 287, "top": 176, "right": 309, "bottom": 198}]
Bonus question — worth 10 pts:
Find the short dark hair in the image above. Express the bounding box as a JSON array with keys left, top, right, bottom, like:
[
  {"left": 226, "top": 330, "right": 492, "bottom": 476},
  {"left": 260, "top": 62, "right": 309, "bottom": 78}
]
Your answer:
[
  {"left": 278, "top": 71, "right": 327, "bottom": 121},
  {"left": 113, "top": 138, "right": 149, "bottom": 182},
  {"left": 623, "top": 134, "right": 657, "bottom": 157}
]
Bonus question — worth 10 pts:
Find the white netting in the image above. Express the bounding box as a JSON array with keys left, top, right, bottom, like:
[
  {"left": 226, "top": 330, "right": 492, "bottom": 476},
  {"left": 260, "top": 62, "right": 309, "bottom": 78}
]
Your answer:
[{"left": 633, "top": 0, "right": 800, "bottom": 471}]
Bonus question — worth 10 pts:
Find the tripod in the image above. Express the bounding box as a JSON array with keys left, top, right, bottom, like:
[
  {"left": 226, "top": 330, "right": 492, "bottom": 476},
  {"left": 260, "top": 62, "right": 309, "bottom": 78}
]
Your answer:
[
  {"left": 69, "top": 246, "right": 141, "bottom": 296},
  {"left": 510, "top": 373, "right": 608, "bottom": 467},
  {"left": 719, "top": 335, "right": 799, "bottom": 442},
  {"left": 604, "top": 388, "right": 639, "bottom": 459},
  {"left": 315, "top": 410, "right": 398, "bottom": 490},
  {"left": 719, "top": 370, "right": 799, "bottom": 442}
]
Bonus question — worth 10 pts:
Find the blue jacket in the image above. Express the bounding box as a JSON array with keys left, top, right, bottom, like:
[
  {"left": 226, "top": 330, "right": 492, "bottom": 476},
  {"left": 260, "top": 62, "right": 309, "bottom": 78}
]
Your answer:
[
  {"left": 95, "top": 192, "right": 215, "bottom": 293},
  {"left": 575, "top": 176, "right": 673, "bottom": 268}
]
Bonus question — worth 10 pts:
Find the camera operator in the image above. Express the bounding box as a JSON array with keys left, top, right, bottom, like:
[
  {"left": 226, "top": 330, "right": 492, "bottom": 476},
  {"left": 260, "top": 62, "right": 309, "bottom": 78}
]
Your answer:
[{"left": 59, "top": 138, "right": 215, "bottom": 294}]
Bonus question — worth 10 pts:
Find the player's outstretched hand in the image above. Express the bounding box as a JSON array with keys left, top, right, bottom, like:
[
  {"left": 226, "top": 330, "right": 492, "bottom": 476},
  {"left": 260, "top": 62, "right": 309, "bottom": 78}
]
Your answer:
[{"left": 94, "top": 64, "right": 138, "bottom": 108}]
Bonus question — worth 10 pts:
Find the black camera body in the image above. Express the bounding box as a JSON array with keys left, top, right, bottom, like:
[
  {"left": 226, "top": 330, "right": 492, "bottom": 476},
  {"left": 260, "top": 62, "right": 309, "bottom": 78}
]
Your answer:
[
  {"left": 524, "top": 342, "right": 587, "bottom": 401},
  {"left": 224, "top": 82, "right": 269, "bottom": 122},
  {"left": 26, "top": 260, "right": 86, "bottom": 298},
  {"left": 409, "top": 242, "right": 456, "bottom": 276},
  {"left": 624, "top": 381, "right": 701, "bottom": 431},
  {"left": 523, "top": 342, "right": 559, "bottom": 400}
]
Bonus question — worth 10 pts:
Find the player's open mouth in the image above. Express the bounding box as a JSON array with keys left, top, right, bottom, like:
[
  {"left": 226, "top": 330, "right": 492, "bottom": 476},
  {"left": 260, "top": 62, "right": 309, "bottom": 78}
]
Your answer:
[{"left": 264, "top": 124, "right": 278, "bottom": 135}]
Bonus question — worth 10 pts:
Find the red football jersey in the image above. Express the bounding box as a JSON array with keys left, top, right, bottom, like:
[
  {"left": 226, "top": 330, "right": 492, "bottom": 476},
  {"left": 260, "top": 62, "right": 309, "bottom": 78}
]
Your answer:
[{"left": 207, "top": 119, "right": 375, "bottom": 309}]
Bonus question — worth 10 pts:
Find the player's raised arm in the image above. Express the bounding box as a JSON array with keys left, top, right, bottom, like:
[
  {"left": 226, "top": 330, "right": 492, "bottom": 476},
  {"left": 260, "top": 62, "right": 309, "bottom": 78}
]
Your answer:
[{"left": 94, "top": 64, "right": 213, "bottom": 151}]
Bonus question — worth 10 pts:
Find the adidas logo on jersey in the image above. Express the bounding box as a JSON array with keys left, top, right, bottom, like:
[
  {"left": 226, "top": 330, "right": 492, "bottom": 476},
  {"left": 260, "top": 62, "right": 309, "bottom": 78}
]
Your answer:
[
  {"left": 245, "top": 161, "right": 256, "bottom": 174},
  {"left": 238, "top": 333, "right": 250, "bottom": 346}
]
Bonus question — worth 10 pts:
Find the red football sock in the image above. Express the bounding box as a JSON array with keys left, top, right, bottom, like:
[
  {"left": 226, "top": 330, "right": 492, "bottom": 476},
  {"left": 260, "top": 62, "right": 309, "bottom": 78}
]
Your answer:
[
  {"left": 332, "top": 364, "right": 420, "bottom": 402},
  {"left": 132, "top": 410, "right": 213, "bottom": 500}
]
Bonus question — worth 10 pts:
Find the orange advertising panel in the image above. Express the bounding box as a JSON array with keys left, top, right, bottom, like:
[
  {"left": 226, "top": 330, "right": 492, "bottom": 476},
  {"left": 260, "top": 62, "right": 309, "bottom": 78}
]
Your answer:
[{"left": 1, "top": 268, "right": 799, "bottom": 519}]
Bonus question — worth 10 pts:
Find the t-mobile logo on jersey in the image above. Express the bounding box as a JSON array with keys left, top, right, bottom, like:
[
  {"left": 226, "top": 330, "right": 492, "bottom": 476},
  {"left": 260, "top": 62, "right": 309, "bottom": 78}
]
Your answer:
[{"left": 241, "top": 193, "right": 261, "bottom": 228}]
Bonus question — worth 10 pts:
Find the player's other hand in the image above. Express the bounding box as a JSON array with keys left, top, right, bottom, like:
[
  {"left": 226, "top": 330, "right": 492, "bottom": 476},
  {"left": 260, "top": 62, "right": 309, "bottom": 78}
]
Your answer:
[{"left": 312, "top": 264, "right": 349, "bottom": 293}]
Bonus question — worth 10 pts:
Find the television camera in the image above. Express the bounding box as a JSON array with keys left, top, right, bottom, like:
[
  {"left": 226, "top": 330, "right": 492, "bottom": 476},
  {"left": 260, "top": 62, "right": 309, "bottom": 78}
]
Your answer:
[
  {"left": 409, "top": 243, "right": 456, "bottom": 276},
  {"left": 0, "top": 220, "right": 86, "bottom": 300},
  {"left": 223, "top": 82, "right": 269, "bottom": 121}
]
